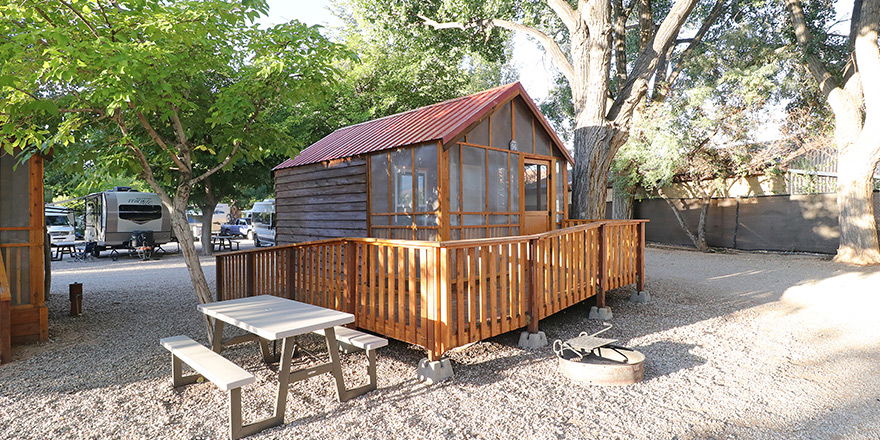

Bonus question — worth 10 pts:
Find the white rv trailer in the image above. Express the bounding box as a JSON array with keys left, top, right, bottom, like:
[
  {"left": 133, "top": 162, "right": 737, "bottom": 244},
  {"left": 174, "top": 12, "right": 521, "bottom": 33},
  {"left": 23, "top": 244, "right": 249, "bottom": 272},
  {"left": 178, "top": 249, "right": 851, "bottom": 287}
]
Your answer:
[{"left": 84, "top": 187, "right": 172, "bottom": 251}]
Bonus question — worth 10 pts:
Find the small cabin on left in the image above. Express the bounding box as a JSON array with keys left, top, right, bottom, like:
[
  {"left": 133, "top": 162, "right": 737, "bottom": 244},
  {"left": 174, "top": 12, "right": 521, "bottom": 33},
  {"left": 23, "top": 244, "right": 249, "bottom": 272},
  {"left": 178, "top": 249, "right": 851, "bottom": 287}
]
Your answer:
[{"left": 0, "top": 150, "right": 48, "bottom": 361}]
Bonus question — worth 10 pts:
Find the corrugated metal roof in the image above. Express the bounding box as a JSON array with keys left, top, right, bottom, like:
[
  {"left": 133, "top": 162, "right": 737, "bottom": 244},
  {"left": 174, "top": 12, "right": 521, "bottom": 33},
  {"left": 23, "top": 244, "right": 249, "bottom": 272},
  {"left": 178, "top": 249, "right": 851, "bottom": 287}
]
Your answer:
[{"left": 274, "top": 82, "right": 571, "bottom": 170}]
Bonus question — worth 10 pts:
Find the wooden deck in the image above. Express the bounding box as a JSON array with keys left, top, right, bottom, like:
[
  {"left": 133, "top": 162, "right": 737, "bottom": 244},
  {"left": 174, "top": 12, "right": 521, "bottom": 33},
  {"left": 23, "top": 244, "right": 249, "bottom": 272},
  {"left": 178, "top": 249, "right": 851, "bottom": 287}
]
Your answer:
[{"left": 215, "top": 220, "right": 647, "bottom": 360}]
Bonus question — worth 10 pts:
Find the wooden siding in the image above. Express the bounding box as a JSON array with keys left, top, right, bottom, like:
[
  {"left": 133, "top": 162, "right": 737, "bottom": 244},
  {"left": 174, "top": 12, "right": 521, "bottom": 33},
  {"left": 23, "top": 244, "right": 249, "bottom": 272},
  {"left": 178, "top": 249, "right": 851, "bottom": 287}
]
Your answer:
[{"left": 275, "top": 158, "right": 368, "bottom": 244}]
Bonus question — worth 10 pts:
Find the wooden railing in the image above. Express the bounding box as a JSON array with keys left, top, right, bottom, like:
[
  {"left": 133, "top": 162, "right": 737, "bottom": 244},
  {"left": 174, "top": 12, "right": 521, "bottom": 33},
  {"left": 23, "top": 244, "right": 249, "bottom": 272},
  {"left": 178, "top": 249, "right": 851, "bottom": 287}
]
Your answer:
[
  {"left": 1, "top": 252, "right": 12, "bottom": 364},
  {"left": 216, "top": 220, "right": 648, "bottom": 359}
]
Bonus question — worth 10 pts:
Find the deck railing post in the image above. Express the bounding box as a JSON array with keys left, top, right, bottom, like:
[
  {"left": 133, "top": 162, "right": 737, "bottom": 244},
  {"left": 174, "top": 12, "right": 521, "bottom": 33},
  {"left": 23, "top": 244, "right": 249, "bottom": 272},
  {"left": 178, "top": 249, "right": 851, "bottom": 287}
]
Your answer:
[
  {"left": 344, "top": 241, "right": 357, "bottom": 317},
  {"left": 287, "top": 247, "right": 297, "bottom": 300},
  {"left": 597, "top": 223, "right": 607, "bottom": 309},
  {"left": 215, "top": 255, "right": 224, "bottom": 302},
  {"left": 436, "top": 247, "right": 449, "bottom": 358},
  {"left": 637, "top": 221, "right": 646, "bottom": 291},
  {"left": 246, "top": 252, "right": 256, "bottom": 297},
  {"left": 526, "top": 238, "right": 539, "bottom": 333}
]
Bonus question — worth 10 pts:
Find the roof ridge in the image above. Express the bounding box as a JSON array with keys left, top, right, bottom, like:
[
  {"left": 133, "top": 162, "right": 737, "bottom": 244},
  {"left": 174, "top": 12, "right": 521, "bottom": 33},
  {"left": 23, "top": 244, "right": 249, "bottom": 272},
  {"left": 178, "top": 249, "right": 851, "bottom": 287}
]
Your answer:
[{"left": 332, "top": 82, "right": 520, "bottom": 132}]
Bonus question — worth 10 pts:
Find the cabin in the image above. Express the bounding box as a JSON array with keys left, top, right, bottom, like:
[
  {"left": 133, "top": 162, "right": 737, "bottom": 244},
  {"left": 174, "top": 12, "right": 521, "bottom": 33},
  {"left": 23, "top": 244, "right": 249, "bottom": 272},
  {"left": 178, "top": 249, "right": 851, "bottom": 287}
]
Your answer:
[
  {"left": 0, "top": 151, "right": 48, "bottom": 363},
  {"left": 216, "top": 83, "right": 647, "bottom": 365},
  {"left": 273, "top": 82, "right": 573, "bottom": 243}
]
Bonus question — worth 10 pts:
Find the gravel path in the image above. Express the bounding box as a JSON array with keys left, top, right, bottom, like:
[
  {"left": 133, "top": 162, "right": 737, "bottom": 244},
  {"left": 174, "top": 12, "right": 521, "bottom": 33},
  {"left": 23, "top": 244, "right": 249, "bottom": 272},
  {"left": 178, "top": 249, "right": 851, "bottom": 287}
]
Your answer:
[{"left": 1, "top": 246, "right": 878, "bottom": 439}]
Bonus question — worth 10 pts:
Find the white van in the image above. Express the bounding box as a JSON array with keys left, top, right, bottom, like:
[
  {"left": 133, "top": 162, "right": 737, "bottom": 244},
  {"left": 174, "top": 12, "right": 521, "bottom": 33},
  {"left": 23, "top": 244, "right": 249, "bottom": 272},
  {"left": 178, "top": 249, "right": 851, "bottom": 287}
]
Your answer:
[
  {"left": 45, "top": 206, "right": 76, "bottom": 244},
  {"left": 249, "top": 199, "right": 275, "bottom": 247}
]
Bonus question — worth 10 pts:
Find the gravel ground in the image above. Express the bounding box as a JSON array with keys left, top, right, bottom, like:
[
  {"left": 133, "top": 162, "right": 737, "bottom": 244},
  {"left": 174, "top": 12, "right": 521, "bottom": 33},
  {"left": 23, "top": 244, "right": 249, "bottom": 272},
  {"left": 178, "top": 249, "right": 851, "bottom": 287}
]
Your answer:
[{"left": 1, "top": 245, "right": 879, "bottom": 439}]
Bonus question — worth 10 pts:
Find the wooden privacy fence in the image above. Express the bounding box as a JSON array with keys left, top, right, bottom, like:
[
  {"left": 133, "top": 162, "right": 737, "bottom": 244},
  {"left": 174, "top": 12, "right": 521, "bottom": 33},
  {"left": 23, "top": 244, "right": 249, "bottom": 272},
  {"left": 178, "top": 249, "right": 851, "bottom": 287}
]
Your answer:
[
  {"left": 216, "top": 220, "right": 647, "bottom": 360},
  {"left": 1, "top": 252, "right": 12, "bottom": 364}
]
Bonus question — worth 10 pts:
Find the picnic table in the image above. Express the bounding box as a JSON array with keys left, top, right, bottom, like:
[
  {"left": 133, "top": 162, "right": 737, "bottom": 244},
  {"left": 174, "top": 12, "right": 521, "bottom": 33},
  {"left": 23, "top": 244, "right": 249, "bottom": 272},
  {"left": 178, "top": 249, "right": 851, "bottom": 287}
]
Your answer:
[
  {"left": 50, "top": 241, "right": 77, "bottom": 261},
  {"left": 197, "top": 295, "right": 355, "bottom": 437},
  {"left": 211, "top": 235, "right": 240, "bottom": 252}
]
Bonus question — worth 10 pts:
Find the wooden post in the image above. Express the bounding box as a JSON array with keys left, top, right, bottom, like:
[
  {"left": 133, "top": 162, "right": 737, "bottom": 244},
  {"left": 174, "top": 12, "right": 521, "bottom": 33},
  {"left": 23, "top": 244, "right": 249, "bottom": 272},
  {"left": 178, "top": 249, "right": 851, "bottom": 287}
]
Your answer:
[
  {"left": 636, "top": 221, "right": 646, "bottom": 291},
  {"left": 0, "top": 295, "right": 10, "bottom": 364},
  {"left": 287, "top": 247, "right": 297, "bottom": 301},
  {"left": 215, "top": 256, "right": 224, "bottom": 301},
  {"left": 246, "top": 253, "right": 256, "bottom": 297},
  {"left": 69, "top": 282, "right": 83, "bottom": 316},
  {"left": 597, "top": 223, "right": 607, "bottom": 309},
  {"left": 436, "top": 247, "right": 449, "bottom": 358},
  {"left": 344, "top": 241, "right": 357, "bottom": 317},
  {"left": 426, "top": 248, "right": 441, "bottom": 362},
  {"left": 526, "top": 238, "right": 539, "bottom": 333}
]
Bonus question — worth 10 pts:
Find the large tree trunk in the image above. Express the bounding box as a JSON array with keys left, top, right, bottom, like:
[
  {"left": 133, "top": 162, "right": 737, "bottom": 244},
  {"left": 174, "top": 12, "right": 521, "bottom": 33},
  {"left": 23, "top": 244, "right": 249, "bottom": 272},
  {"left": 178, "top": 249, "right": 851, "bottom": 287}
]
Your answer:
[
  {"left": 199, "top": 203, "right": 217, "bottom": 256},
  {"left": 612, "top": 184, "right": 634, "bottom": 219},
  {"left": 835, "top": 144, "right": 880, "bottom": 264},
  {"left": 571, "top": 125, "right": 619, "bottom": 219}
]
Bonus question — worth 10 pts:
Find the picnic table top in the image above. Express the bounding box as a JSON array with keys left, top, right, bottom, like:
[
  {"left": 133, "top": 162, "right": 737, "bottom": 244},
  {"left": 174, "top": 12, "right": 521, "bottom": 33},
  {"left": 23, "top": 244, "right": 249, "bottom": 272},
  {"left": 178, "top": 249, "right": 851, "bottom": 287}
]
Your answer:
[{"left": 198, "top": 295, "right": 354, "bottom": 340}]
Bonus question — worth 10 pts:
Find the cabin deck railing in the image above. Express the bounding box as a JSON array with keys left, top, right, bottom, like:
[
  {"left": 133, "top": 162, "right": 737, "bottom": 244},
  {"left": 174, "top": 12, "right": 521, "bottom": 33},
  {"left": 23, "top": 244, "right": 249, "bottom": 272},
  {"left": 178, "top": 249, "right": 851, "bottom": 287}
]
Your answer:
[
  {"left": 0, "top": 252, "right": 12, "bottom": 364},
  {"left": 215, "top": 220, "right": 648, "bottom": 359}
]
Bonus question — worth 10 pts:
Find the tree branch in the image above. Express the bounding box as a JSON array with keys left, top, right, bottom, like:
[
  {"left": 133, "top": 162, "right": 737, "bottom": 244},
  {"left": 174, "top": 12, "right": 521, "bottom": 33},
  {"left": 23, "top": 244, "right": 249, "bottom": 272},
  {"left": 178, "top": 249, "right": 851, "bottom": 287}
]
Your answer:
[
  {"left": 190, "top": 145, "right": 240, "bottom": 186},
  {"left": 854, "top": 0, "right": 880, "bottom": 124},
  {"left": 608, "top": 0, "right": 700, "bottom": 123},
  {"left": 655, "top": 0, "right": 731, "bottom": 102},
  {"left": 169, "top": 106, "right": 188, "bottom": 148},
  {"left": 785, "top": 0, "right": 844, "bottom": 99},
  {"left": 57, "top": 0, "right": 101, "bottom": 39},
  {"left": 545, "top": 0, "right": 578, "bottom": 32},
  {"left": 419, "top": 15, "right": 576, "bottom": 84},
  {"left": 133, "top": 108, "right": 190, "bottom": 172}
]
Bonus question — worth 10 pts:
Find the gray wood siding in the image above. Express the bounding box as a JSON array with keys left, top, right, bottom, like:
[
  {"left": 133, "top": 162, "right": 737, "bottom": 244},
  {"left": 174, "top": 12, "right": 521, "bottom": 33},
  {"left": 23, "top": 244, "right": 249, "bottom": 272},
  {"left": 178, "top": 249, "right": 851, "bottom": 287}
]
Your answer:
[{"left": 274, "top": 158, "right": 368, "bottom": 244}]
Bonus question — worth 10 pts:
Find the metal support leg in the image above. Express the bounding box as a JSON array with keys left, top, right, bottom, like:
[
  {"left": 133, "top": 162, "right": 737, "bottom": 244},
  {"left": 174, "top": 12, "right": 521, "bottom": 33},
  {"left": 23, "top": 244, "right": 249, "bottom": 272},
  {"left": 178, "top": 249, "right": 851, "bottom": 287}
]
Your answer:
[
  {"left": 170, "top": 354, "right": 200, "bottom": 387},
  {"left": 323, "top": 327, "right": 349, "bottom": 402},
  {"left": 258, "top": 338, "right": 278, "bottom": 363},
  {"left": 234, "top": 336, "right": 295, "bottom": 439},
  {"left": 229, "top": 388, "right": 243, "bottom": 440}
]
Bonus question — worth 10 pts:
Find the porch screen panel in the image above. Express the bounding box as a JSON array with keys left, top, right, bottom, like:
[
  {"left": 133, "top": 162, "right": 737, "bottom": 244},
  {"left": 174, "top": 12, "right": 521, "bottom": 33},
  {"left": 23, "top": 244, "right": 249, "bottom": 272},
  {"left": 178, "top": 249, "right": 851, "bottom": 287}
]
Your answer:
[
  {"left": 535, "top": 126, "right": 552, "bottom": 156},
  {"left": 514, "top": 99, "right": 534, "bottom": 154},
  {"left": 369, "top": 144, "right": 440, "bottom": 240},
  {"left": 369, "top": 153, "right": 391, "bottom": 237},
  {"left": 491, "top": 102, "right": 512, "bottom": 150},
  {"left": 452, "top": 144, "right": 520, "bottom": 239},
  {"left": 468, "top": 119, "right": 490, "bottom": 146},
  {"left": 461, "top": 146, "right": 485, "bottom": 213},
  {"left": 0, "top": 152, "right": 32, "bottom": 306}
]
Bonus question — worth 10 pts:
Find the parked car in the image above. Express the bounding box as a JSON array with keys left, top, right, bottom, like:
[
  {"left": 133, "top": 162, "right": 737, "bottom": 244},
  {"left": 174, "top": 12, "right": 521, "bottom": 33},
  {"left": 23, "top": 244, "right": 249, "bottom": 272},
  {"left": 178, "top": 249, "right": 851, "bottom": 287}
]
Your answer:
[{"left": 220, "top": 218, "right": 253, "bottom": 239}]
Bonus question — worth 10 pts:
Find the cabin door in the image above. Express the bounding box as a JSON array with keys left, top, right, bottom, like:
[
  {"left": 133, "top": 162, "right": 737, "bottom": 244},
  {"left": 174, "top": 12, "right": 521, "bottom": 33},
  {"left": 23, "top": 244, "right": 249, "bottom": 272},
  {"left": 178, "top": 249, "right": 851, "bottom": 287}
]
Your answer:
[{"left": 522, "top": 158, "right": 551, "bottom": 235}]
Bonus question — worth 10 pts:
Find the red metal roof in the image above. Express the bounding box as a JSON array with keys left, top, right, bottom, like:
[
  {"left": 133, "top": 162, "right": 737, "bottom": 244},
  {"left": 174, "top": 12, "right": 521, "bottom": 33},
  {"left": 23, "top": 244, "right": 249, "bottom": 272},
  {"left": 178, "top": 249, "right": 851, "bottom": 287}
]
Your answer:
[{"left": 274, "top": 82, "right": 571, "bottom": 170}]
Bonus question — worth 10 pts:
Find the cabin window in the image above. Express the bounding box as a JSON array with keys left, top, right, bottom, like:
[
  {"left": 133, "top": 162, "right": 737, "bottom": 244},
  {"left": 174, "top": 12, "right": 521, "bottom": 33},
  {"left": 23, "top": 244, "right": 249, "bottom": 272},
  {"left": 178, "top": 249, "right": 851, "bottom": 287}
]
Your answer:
[
  {"left": 118, "top": 205, "right": 162, "bottom": 223},
  {"left": 461, "top": 146, "right": 485, "bottom": 213}
]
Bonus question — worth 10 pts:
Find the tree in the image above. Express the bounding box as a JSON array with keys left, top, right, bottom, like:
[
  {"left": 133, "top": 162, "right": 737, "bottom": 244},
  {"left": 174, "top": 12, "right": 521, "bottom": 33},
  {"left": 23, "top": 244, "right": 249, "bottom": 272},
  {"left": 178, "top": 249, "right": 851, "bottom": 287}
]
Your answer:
[
  {"left": 786, "top": 0, "right": 880, "bottom": 265},
  {"left": 350, "top": 0, "right": 726, "bottom": 219},
  {"left": 0, "top": 1, "right": 349, "bottom": 304}
]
